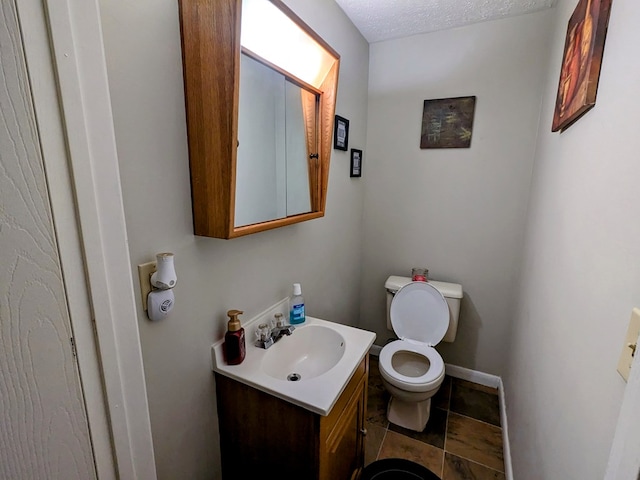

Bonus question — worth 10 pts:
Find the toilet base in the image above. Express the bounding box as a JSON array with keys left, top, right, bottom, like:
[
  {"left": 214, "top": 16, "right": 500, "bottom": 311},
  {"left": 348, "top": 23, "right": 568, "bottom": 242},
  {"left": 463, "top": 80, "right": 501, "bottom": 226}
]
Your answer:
[{"left": 387, "top": 396, "right": 432, "bottom": 432}]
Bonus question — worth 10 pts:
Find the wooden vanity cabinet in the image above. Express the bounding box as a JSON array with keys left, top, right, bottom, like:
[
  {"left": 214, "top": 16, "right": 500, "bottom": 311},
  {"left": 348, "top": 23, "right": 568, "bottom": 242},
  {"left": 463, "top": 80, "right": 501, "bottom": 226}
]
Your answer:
[{"left": 215, "top": 355, "right": 369, "bottom": 480}]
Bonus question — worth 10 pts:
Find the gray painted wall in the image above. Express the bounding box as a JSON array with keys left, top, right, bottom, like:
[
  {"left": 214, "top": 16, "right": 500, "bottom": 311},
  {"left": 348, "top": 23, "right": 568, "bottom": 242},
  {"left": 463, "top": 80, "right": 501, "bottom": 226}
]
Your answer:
[
  {"left": 505, "top": 0, "right": 640, "bottom": 477},
  {"left": 97, "top": 0, "right": 369, "bottom": 478},
  {"left": 359, "top": 10, "right": 555, "bottom": 375}
]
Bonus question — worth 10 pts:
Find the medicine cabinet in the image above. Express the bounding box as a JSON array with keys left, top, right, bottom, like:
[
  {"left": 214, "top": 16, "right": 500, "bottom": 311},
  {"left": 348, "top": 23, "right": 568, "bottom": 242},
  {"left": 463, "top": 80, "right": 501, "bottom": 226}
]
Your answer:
[{"left": 178, "top": 0, "right": 340, "bottom": 238}]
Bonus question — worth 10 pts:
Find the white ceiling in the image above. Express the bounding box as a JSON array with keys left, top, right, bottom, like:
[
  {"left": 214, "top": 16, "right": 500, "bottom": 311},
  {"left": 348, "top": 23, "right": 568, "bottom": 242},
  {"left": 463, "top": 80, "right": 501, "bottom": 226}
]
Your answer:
[{"left": 334, "top": 0, "right": 556, "bottom": 43}]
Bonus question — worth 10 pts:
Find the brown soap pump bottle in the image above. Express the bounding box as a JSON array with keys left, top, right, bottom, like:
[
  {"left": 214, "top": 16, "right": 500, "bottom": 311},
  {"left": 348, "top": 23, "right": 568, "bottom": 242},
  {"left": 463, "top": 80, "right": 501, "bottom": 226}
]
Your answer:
[{"left": 224, "top": 309, "right": 246, "bottom": 365}]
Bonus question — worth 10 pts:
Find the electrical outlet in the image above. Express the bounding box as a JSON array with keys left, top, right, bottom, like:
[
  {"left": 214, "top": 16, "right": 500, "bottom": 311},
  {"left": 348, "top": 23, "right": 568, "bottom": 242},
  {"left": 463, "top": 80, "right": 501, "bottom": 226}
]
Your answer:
[
  {"left": 617, "top": 308, "right": 640, "bottom": 382},
  {"left": 137, "top": 261, "right": 156, "bottom": 311}
]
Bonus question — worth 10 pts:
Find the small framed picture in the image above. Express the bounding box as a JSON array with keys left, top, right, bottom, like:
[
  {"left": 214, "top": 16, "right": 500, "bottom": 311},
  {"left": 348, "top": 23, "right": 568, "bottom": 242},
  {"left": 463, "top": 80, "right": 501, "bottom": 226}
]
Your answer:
[
  {"left": 333, "top": 115, "right": 349, "bottom": 151},
  {"left": 350, "top": 149, "right": 362, "bottom": 178}
]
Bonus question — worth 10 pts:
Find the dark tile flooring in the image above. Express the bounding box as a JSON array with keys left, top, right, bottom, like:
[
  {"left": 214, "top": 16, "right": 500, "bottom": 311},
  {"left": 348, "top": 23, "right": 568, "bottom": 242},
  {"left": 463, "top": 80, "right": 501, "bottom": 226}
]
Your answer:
[{"left": 366, "top": 355, "right": 505, "bottom": 479}]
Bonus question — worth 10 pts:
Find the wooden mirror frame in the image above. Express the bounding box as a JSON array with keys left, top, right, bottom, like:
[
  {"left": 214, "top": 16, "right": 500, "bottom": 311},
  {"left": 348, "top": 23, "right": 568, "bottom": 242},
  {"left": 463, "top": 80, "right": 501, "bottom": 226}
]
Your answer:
[{"left": 178, "top": 0, "right": 340, "bottom": 239}]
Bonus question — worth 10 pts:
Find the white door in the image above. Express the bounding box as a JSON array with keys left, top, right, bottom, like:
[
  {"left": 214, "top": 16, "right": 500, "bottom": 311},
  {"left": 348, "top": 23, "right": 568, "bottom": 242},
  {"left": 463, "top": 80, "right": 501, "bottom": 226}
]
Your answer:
[{"left": 0, "top": 1, "right": 97, "bottom": 478}]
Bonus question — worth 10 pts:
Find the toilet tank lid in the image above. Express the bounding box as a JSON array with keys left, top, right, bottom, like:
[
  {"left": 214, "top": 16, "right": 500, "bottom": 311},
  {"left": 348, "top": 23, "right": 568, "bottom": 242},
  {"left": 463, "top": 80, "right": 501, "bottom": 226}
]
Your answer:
[{"left": 385, "top": 275, "right": 463, "bottom": 299}]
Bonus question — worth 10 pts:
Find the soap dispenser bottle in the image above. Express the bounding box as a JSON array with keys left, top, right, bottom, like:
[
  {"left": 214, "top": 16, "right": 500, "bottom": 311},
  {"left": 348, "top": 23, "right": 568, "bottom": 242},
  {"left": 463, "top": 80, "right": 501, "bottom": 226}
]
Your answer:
[{"left": 224, "top": 309, "right": 246, "bottom": 365}]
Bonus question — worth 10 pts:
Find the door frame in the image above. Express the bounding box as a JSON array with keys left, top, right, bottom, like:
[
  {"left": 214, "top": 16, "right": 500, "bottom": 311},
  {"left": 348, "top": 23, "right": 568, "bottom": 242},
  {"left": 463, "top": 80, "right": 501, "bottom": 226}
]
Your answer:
[{"left": 15, "top": 0, "right": 157, "bottom": 478}]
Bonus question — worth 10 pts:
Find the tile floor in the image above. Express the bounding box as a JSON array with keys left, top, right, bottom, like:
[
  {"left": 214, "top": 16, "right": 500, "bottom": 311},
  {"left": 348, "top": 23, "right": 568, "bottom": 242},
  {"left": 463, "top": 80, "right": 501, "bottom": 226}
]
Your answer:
[{"left": 365, "top": 355, "right": 506, "bottom": 479}]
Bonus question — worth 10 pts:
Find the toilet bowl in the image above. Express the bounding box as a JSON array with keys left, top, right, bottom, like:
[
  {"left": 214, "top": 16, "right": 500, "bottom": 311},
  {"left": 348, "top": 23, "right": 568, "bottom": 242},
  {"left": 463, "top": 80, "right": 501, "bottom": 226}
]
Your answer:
[{"left": 379, "top": 279, "right": 459, "bottom": 432}]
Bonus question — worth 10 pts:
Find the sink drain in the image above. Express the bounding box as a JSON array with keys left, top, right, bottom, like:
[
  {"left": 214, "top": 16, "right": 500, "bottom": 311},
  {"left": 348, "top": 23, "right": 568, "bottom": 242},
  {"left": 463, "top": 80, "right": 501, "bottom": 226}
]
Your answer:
[{"left": 287, "top": 373, "right": 301, "bottom": 382}]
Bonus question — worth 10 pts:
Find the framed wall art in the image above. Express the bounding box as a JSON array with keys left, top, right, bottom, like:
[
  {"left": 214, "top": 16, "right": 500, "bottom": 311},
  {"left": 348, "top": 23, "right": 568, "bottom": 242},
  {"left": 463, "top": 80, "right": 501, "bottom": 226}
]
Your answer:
[
  {"left": 333, "top": 115, "right": 349, "bottom": 151},
  {"left": 350, "top": 149, "right": 362, "bottom": 177},
  {"left": 551, "top": 0, "right": 612, "bottom": 132},
  {"left": 420, "top": 96, "right": 476, "bottom": 149}
]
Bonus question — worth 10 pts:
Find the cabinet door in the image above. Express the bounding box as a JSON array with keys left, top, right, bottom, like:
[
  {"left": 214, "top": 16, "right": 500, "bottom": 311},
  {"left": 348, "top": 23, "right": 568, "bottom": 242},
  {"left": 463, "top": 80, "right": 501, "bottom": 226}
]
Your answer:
[{"left": 322, "top": 380, "right": 366, "bottom": 480}]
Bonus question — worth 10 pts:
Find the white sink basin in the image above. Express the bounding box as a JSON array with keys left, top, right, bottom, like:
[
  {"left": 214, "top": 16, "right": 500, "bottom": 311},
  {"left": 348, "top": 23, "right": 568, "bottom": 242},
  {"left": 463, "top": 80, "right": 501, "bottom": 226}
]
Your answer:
[
  {"left": 211, "top": 298, "right": 376, "bottom": 415},
  {"left": 261, "top": 325, "right": 346, "bottom": 381}
]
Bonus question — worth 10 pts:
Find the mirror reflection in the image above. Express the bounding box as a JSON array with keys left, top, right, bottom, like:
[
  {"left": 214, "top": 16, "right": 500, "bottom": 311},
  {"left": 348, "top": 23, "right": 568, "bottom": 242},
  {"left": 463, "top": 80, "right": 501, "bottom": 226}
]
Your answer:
[{"left": 235, "top": 53, "right": 319, "bottom": 227}]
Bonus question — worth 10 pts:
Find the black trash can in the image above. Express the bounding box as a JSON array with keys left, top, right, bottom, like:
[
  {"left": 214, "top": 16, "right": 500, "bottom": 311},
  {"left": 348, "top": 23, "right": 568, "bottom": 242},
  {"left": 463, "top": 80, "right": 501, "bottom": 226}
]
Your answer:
[{"left": 361, "top": 458, "right": 440, "bottom": 480}]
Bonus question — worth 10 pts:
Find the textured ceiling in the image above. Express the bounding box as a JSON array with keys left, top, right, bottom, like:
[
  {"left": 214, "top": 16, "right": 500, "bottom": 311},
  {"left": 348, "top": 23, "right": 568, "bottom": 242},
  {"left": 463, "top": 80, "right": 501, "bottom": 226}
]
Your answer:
[{"left": 334, "top": 0, "right": 556, "bottom": 43}]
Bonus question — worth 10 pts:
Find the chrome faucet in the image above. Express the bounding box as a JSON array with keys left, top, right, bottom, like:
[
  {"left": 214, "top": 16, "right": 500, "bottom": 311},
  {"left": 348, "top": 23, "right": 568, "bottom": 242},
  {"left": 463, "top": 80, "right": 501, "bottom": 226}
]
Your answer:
[{"left": 254, "top": 313, "right": 295, "bottom": 349}]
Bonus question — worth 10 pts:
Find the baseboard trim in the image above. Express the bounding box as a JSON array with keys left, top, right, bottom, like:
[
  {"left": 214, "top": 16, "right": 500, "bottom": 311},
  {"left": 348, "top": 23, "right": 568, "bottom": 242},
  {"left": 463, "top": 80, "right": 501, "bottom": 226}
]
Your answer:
[
  {"left": 443, "top": 364, "right": 500, "bottom": 388},
  {"left": 498, "top": 377, "right": 514, "bottom": 480},
  {"left": 368, "top": 347, "right": 513, "bottom": 479}
]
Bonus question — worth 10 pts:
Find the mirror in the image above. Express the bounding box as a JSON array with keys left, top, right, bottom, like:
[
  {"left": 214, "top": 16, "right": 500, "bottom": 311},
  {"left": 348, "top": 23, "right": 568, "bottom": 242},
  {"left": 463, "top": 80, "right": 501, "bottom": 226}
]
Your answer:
[
  {"left": 235, "top": 52, "right": 318, "bottom": 227},
  {"left": 178, "top": 0, "right": 340, "bottom": 239}
]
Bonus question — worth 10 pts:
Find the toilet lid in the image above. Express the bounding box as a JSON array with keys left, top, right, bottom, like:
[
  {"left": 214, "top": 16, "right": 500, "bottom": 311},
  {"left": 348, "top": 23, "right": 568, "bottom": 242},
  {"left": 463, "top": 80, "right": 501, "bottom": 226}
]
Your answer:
[{"left": 390, "top": 281, "right": 449, "bottom": 346}]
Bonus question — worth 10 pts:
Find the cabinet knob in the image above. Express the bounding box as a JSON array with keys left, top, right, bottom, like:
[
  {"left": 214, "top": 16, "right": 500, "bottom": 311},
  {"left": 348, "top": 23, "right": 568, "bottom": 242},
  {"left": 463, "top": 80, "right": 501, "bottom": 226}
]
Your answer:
[{"left": 360, "top": 428, "right": 367, "bottom": 436}]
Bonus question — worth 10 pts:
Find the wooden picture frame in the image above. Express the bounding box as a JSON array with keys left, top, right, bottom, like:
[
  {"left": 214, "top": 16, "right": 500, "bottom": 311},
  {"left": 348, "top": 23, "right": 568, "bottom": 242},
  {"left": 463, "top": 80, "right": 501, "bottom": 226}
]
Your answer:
[
  {"left": 333, "top": 115, "right": 349, "bottom": 151},
  {"left": 350, "top": 149, "right": 362, "bottom": 177},
  {"left": 551, "top": 0, "right": 612, "bottom": 132},
  {"left": 420, "top": 96, "right": 476, "bottom": 149}
]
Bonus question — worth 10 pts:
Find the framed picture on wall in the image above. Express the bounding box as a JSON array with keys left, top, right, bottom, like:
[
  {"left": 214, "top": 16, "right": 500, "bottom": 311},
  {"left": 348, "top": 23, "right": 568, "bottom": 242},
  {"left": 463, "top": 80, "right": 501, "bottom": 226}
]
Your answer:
[
  {"left": 551, "top": 0, "right": 612, "bottom": 132},
  {"left": 333, "top": 115, "right": 349, "bottom": 151},
  {"left": 350, "top": 149, "right": 362, "bottom": 177},
  {"left": 420, "top": 96, "right": 476, "bottom": 149}
]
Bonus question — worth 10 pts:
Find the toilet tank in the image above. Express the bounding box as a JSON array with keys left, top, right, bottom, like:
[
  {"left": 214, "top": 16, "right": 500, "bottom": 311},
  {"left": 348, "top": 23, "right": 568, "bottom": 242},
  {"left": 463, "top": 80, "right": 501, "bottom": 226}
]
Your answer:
[{"left": 385, "top": 275, "right": 463, "bottom": 343}]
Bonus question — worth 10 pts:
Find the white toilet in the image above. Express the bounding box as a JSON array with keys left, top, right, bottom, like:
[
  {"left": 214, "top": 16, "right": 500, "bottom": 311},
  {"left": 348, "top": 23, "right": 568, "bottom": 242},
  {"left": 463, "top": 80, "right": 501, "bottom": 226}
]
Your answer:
[{"left": 379, "top": 275, "right": 463, "bottom": 432}]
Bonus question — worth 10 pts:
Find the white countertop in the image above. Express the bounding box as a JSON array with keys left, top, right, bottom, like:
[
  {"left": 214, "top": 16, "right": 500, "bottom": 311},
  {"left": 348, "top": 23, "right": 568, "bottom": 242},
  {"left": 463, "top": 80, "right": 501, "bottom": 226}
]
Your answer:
[{"left": 211, "top": 303, "right": 376, "bottom": 416}]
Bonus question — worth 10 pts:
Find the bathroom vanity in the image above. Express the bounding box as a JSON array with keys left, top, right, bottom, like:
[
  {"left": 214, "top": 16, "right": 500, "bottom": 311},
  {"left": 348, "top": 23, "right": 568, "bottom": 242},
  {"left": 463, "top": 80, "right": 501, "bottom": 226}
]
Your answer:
[
  {"left": 210, "top": 300, "right": 376, "bottom": 480},
  {"left": 215, "top": 356, "right": 368, "bottom": 480}
]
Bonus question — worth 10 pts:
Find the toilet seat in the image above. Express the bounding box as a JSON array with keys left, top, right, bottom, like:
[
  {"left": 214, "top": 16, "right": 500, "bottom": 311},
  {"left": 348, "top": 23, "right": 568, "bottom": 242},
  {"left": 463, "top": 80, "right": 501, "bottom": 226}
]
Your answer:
[
  {"left": 390, "top": 281, "right": 449, "bottom": 346},
  {"left": 379, "top": 340, "right": 444, "bottom": 391},
  {"left": 380, "top": 281, "right": 449, "bottom": 392}
]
